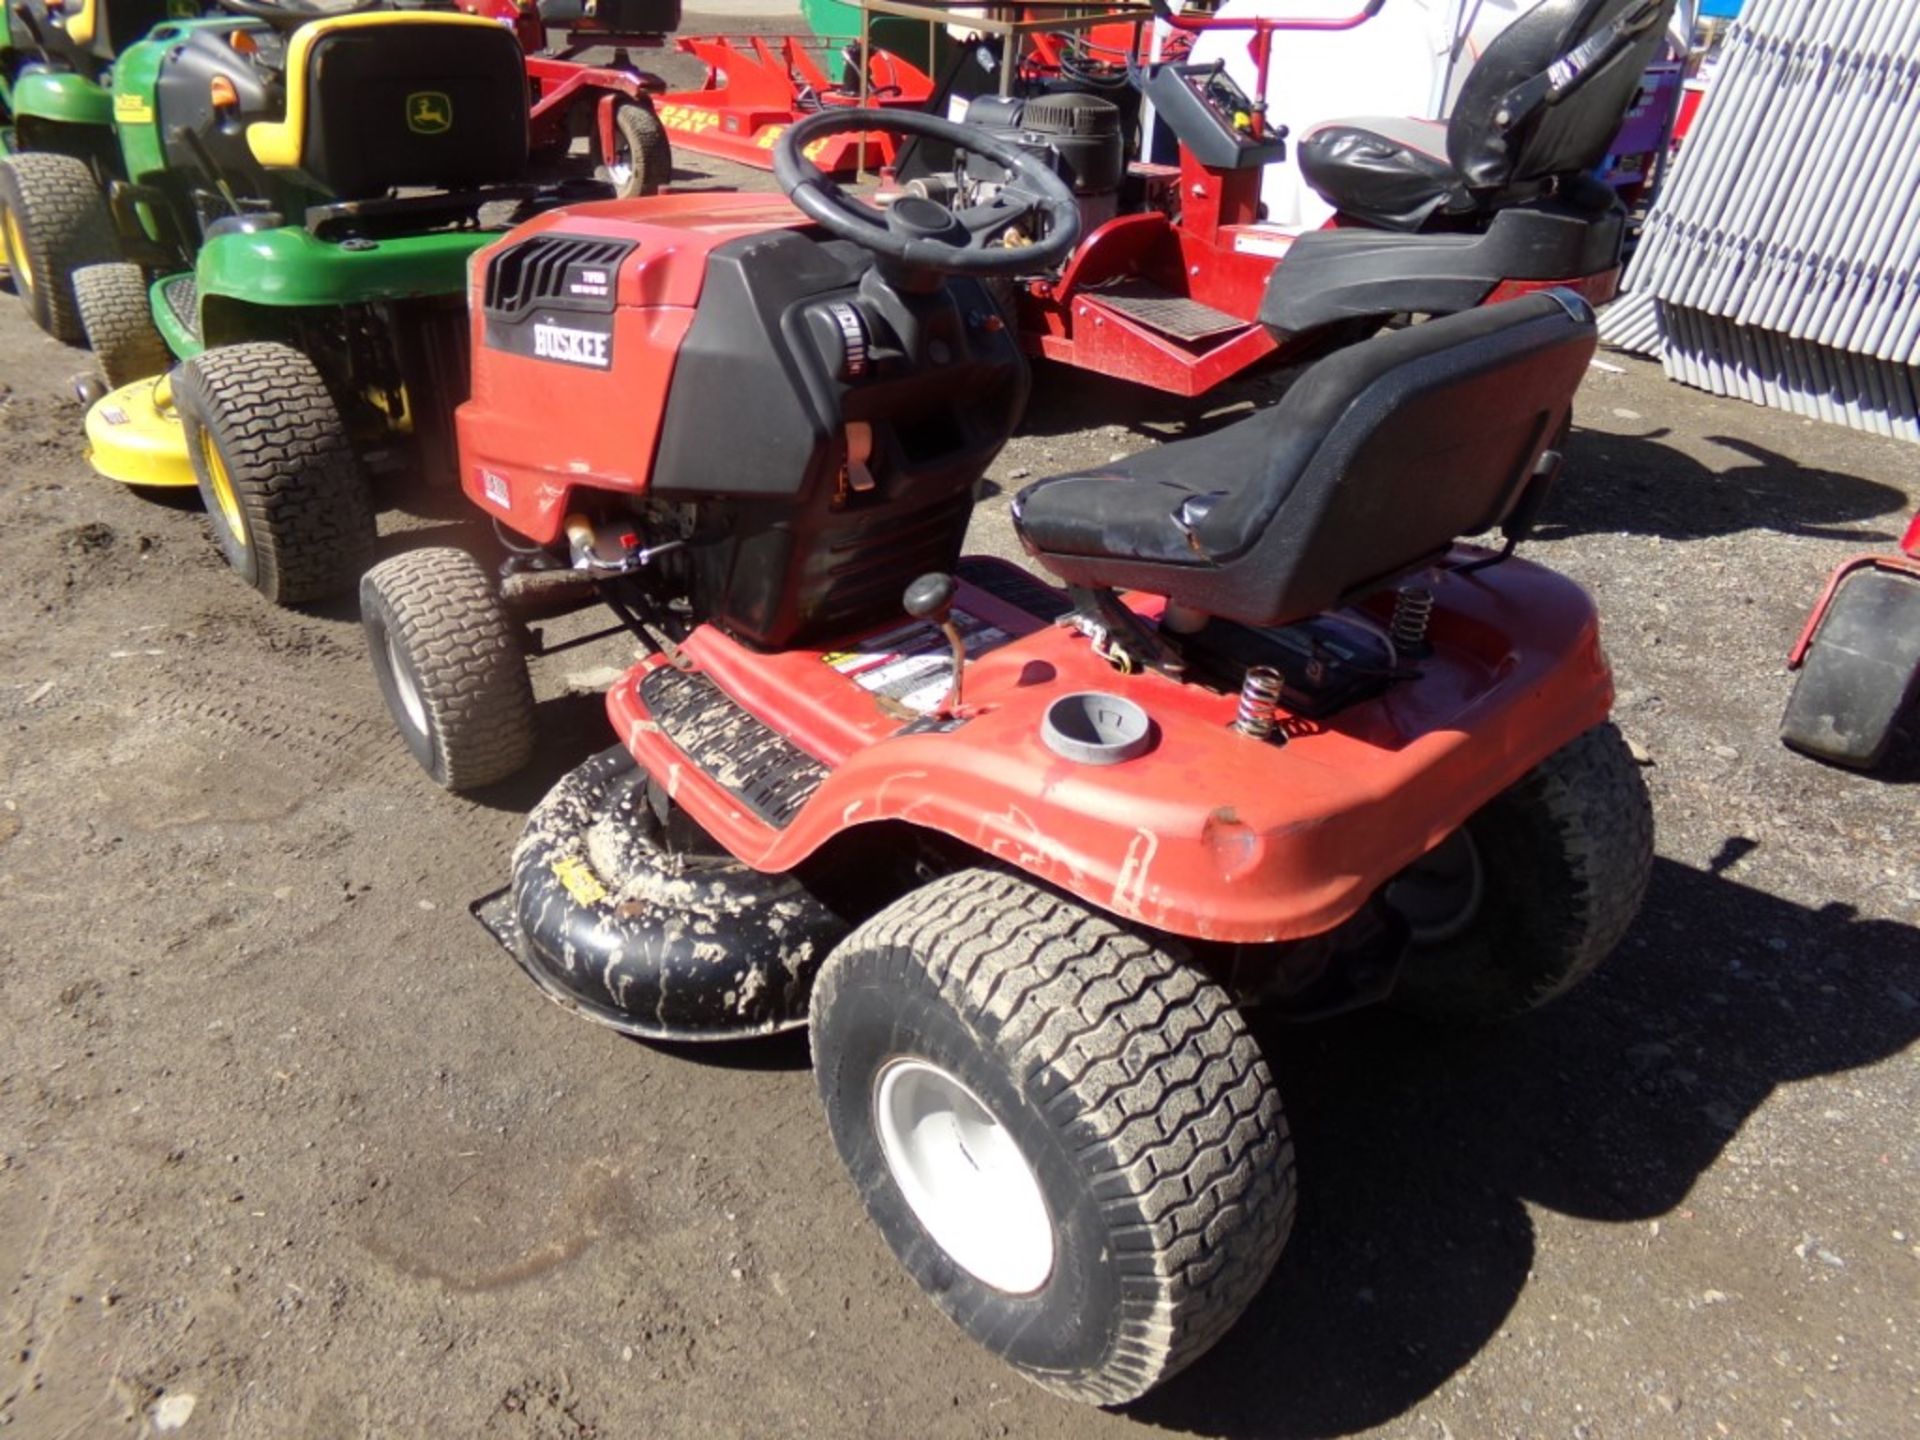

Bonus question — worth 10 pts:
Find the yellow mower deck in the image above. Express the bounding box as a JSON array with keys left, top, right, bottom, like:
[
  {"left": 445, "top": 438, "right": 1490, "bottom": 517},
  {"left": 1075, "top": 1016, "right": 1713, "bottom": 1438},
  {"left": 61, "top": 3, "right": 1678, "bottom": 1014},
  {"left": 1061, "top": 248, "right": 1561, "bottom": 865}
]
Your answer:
[{"left": 86, "top": 376, "right": 195, "bottom": 488}]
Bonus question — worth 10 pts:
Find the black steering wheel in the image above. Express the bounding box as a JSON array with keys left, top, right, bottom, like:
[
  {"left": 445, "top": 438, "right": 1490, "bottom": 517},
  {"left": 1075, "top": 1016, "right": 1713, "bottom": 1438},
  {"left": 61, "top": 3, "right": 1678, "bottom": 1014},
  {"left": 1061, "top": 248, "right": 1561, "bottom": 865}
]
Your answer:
[
  {"left": 215, "top": 0, "right": 382, "bottom": 31},
  {"left": 773, "top": 109, "right": 1082, "bottom": 278}
]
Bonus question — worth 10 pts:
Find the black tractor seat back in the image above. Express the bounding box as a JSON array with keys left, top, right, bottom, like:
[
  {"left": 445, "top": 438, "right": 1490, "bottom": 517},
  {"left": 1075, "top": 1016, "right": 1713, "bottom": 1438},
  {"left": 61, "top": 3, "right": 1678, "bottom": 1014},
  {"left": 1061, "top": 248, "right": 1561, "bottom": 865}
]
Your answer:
[
  {"left": 1300, "top": 0, "right": 1674, "bottom": 231},
  {"left": 1012, "top": 292, "right": 1597, "bottom": 630},
  {"left": 256, "top": 19, "right": 530, "bottom": 199}
]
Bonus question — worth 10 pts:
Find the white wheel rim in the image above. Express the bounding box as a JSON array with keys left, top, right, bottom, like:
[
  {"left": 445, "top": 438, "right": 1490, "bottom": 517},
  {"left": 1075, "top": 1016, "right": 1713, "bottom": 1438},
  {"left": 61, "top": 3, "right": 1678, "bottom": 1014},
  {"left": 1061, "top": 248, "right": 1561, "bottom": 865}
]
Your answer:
[
  {"left": 873, "top": 1057, "right": 1054, "bottom": 1295},
  {"left": 386, "top": 631, "right": 429, "bottom": 737},
  {"left": 1387, "top": 828, "right": 1486, "bottom": 946}
]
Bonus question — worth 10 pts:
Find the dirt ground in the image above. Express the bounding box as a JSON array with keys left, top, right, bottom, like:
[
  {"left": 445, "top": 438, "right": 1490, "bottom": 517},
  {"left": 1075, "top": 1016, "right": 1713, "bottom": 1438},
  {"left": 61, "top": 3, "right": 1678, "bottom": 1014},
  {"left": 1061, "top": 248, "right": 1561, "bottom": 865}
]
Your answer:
[{"left": 3, "top": 22, "right": 1918, "bottom": 1440}]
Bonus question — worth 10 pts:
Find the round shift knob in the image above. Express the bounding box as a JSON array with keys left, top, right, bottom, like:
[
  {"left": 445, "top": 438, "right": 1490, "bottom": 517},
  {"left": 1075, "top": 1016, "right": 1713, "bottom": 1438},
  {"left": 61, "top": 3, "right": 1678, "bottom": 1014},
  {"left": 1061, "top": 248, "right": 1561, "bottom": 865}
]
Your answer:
[{"left": 903, "top": 572, "right": 956, "bottom": 623}]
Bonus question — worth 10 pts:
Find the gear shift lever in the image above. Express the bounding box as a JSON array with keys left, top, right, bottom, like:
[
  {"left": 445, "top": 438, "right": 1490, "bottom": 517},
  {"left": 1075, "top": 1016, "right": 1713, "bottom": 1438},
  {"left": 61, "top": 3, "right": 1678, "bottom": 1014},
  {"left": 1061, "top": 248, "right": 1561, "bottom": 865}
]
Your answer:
[{"left": 904, "top": 573, "right": 966, "bottom": 715}]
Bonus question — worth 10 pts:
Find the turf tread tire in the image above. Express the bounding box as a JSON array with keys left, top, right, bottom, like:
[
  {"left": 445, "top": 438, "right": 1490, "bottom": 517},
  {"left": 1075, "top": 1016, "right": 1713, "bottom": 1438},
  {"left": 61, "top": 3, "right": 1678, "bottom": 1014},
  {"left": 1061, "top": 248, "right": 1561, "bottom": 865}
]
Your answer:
[
  {"left": 0, "top": 151, "right": 116, "bottom": 344},
  {"left": 173, "top": 342, "right": 374, "bottom": 605},
  {"left": 73, "top": 262, "right": 171, "bottom": 387},
  {"left": 610, "top": 103, "right": 671, "bottom": 199},
  {"left": 811, "top": 869, "right": 1294, "bottom": 1405},
  {"left": 1392, "top": 721, "right": 1653, "bottom": 1022},
  {"left": 361, "top": 547, "right": 535, "bottom": 790}
]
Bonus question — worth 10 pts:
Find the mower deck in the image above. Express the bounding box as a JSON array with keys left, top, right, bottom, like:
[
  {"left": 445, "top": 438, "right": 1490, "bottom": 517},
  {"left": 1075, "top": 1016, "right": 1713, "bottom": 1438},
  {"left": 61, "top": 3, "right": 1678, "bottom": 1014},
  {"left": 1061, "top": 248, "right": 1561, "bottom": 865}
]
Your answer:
[{"left": 85, "top": 376, "right": 194, "bottom": 488}]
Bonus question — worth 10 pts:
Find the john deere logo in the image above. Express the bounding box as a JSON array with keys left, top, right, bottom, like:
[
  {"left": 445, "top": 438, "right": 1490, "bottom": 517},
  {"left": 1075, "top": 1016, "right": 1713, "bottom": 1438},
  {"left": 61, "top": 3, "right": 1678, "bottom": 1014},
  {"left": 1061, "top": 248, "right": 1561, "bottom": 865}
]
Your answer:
[{"left": 407, "top": 92, "right": 452, "bottom": 136}]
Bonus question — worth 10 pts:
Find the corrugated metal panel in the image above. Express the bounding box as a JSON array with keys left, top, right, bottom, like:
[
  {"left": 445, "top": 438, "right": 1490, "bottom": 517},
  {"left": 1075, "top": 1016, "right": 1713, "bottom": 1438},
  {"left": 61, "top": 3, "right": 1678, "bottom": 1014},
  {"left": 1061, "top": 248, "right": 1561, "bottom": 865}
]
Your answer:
[{"left": 1601, "top": 0, "right": 1920, "bottom": 438}]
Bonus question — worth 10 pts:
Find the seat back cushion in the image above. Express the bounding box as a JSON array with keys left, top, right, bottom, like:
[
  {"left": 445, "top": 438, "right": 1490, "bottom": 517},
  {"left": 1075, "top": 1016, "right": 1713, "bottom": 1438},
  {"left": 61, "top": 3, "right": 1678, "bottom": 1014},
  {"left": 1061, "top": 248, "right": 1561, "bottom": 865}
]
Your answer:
[
  {"left": 1449, "top": 0, "right": 1673, "bottom": 192},
  {"left": 1198, "top": 293, "right": 1596, "bottom": 622},
  {"left": 1296, "top": 116, "right": 1471, "bottom": 231},
  {"left": 96, "top": 0, "right": 173, "bottom": 57},
  {"left": 296, "top": 22, "right": 529, "bottom": 198}
]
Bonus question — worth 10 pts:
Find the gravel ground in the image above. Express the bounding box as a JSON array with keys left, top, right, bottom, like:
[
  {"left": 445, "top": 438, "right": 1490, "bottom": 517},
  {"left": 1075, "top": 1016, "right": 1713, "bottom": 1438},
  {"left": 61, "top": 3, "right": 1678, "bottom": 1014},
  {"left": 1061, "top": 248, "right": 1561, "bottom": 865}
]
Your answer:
[{"left": 1, "top": 15, "right": 1916, "bottom": 1439}]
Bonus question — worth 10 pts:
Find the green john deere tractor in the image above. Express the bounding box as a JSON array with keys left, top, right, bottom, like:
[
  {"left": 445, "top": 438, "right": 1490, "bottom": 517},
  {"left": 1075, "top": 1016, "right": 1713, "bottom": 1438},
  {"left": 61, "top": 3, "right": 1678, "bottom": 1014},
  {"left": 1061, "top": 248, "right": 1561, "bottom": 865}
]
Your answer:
[
  {"left": 77, "top": 0, "right": 607, "bottom": 606},
  {"left": 1, "top": 0, "right": 199, "bottom": 340}
]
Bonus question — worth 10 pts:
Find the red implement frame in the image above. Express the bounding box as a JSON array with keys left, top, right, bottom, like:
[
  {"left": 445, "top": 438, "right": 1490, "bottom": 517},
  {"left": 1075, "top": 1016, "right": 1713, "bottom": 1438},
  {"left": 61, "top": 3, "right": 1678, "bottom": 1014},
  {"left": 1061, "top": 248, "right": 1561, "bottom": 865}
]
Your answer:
[
  {"left": 1789, "top": 511, "right": 1920, "bottom": 669},
  {"left": 654, "top": 35, "right": 934, "bottom": 174},
  {"left": 459, "top": 0, "right": 671, "bottom": 173}
]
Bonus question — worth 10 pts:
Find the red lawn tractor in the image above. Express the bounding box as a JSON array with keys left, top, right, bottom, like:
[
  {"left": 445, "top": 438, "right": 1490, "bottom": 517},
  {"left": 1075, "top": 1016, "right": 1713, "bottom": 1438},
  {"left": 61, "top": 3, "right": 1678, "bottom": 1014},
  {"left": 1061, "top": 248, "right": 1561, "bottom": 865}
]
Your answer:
[
  {"left": 899, "top": 0, "right": 1672, "bottom": 395},
  {"left": 358, "top": 109, "right": 1653, "bottom": 1402},
  {"left": 1781, "top": 509, "right": 1920, "bottom": 771},
  {"left": 460, "top": 0, "right": 678, "bottom": 198}
]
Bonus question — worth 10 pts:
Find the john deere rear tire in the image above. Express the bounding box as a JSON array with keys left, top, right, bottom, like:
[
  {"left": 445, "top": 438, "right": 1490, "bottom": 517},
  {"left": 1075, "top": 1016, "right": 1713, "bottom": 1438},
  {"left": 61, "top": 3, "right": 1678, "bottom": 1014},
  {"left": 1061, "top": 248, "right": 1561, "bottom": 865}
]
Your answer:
[
  {"left": 608, "top": 103, "right": 671, "bottom": 199},
  {"left": 361, "top": 546, "right": 535, "bottom": 790},
  {"left": 809, "top": 869, "right": 1295, "bottom": 1405},
  {"left": 0, "top": 152, "right": 116, "bottom": 345},
  {"left": 1388, "top": 722, "right": 1652, "bottom": 1021},
  {"left": 74, "top": 263, "right": 171, "bottom": 387},
  {"left": 173, "top": 342, "right": 375, "bottom": 605}
]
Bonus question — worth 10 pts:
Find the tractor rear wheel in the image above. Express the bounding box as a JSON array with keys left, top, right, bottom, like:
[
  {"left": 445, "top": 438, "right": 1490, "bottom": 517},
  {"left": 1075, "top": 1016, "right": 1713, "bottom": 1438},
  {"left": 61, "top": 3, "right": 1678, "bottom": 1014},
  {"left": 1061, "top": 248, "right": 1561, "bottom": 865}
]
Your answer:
[
  {"left": 173, "top": 342, "right": 375, "bottom": 605},
  {"left": 606, "top": 103, "right": 671, "bottom": 200},
  {"left": 809, "top": 869, "right": 1295, "bottom": 1405},
  {"left": 1388, "top": 721, "right": 1653, "bottom": 1021},
  {"left": 0, "top": 152, "right": 116, "bottom": 345},
  {"left": 74, "top": 263, "right": 171, "bottom": 388},
  {"left": 361, "top": 546, "right": 535, "bottom": 790}
]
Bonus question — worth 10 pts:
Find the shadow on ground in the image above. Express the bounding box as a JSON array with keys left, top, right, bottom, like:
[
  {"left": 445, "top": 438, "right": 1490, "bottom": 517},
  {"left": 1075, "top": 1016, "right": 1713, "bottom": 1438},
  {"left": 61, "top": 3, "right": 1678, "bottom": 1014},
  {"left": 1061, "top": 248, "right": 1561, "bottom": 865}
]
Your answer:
[
  {"left": 1543, "top": 429, "right": 1909, "bottom": 542},
  {"left": 1126, "top": 855, "right": 1920, "bottom": 1437}
]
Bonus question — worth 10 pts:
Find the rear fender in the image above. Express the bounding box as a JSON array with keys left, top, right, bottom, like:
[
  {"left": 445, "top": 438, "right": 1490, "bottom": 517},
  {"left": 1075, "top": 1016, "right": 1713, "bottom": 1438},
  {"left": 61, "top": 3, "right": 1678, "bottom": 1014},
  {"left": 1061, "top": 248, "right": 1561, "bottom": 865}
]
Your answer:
[
  {"left": 194, "top": 225, "right": 487, "bottom": 316},
  {"left": 7, "top": 68, "right": 112, "bottom": 127},
  {"left": 607, "top": 553, "right": 1617, "bottom": 946}
]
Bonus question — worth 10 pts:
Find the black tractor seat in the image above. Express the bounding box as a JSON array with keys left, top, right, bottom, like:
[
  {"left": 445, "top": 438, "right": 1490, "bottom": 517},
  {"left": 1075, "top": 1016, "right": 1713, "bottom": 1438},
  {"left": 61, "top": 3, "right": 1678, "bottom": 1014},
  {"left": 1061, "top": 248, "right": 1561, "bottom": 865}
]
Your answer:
[
  {"left": 1298, "top": 0, "right": 1673, "bottom": 232},
  {"left": 1011, "top": 293, "right": 1597, "bottom": 630}
]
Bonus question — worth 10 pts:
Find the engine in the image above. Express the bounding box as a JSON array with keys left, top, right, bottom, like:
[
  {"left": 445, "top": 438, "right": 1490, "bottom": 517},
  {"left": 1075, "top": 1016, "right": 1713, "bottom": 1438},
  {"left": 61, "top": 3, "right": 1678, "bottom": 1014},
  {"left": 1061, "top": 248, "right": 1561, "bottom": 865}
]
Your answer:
[{"left": 931, "top": 90, "right": 1127, "bottom": 245}]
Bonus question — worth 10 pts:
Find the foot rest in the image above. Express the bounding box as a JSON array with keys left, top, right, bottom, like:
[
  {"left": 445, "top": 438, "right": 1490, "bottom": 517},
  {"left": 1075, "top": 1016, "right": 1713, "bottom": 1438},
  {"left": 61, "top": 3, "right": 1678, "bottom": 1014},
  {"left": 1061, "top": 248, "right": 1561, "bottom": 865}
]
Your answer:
[
  {"left": 640, "top": 666, "right": 827, "bottom": 828},
  {"left": 1085, "top": 282, "right": 1247, "bottom": 343}
]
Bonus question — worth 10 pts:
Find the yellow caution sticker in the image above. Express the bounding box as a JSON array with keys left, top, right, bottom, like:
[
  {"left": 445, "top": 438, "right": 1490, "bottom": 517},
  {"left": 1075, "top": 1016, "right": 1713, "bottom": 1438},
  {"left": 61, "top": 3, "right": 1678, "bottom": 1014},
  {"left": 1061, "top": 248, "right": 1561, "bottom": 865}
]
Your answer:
[
  {"left": 114, "top": 94, "right": 154, "bottom": 124},
  {"left": 551, "top": 855, "right": 610, "bottom": 907}
]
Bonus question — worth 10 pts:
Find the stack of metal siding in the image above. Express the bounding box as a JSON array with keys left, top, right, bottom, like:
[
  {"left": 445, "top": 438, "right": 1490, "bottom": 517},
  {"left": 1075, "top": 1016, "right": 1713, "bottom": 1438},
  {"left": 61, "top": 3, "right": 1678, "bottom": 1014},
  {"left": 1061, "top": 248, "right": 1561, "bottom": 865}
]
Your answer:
[{"left": 1601, "top": 0, "right": 1920, "bottom": 441}]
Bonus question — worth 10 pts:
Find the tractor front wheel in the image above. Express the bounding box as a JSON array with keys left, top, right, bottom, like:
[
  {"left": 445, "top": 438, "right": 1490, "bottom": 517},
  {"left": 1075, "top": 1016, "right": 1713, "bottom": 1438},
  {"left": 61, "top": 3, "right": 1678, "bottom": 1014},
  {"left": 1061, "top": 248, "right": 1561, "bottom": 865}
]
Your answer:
[
  {"left": 605, "top": 103, "right": 671, "bottom": 200},
  {"left": 173, "top": 342, "right": 375, "bottom": 605},
  {"left": 0, "top": 152, "right": 116, "bottom": 345},
  {"left": 74, "top": 263, "right": 171, "bottom": 388},
  {"left": 809, "top": 869, "right": 1295, "bottom": 1405},
  {"left": 361, "top": 546, "right": 535, "bottom": 790},
  {"left": 1387, "top": 721, "right": 1653, "bottom": 1021}
]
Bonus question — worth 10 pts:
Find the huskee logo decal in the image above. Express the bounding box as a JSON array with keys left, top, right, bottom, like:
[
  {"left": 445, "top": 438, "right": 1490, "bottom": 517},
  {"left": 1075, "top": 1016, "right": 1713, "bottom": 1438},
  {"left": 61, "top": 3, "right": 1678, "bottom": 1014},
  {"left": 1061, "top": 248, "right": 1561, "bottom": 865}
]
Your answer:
[{"left": 532, "top": 320, "right": 612, "bottom": 369}]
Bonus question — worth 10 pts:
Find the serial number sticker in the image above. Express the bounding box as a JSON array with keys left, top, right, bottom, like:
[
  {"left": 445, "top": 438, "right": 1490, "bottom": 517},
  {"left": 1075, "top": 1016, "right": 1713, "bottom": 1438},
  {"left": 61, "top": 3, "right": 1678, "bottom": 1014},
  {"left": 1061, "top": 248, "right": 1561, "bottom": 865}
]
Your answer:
[
  {"left": 1232, "top": 227, "right": 1294, "bottom": 259},
  {"left": 823, "top": 607, "right": 1012, "bottom": 716},
  {"left": 479, "top": 468, "right": 510, "bottom": 507}
]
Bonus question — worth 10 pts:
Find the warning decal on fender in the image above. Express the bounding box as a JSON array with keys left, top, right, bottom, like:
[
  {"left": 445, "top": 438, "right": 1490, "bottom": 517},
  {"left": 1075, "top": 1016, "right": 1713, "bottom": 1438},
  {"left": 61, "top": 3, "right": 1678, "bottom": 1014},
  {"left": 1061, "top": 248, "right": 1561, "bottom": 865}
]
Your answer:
[{"left": 824, "top": 608, "right": 1013, "bottom": 716}]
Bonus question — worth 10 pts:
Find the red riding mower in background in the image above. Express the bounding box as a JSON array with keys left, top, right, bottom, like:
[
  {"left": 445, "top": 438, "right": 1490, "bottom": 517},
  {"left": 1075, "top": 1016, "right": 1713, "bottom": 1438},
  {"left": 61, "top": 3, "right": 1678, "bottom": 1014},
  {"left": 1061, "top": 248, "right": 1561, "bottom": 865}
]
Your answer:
[
  {"left": 359, "top": 108, "right": 1653, "bottom": 1403},
  {"left": 650, "top": 32, "right": 935, "bottom": 175},
  {"left": 899, "top": 0, "right": 1673, "bottom": 395},
  {"left": 460, "top": 0, "right": 678, "bottom": 198},
  {"left": 1781, "top": 509, "right": 1920, "bottom": 771}
]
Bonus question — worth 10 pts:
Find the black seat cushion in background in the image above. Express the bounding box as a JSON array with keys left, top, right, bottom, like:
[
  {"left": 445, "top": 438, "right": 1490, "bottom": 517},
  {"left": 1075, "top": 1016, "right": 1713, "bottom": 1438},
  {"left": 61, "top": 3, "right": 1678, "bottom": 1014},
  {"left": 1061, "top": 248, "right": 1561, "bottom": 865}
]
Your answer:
[
  {"left": 1012, "top": 293, "right": 1598, "bottom": 629},
  {"left": 297, "top": 25, "right": 529, "bottom": 199},
  {"left": 1299, "top": 0, "right": 1674, "bottom": 228},
  {"left": 1448, "top": 0, "right": 1674, "bottom": 194},
  {"left": 95, "top": 0, "right": 173, "bottom": 58},
  {"left": 1297, "top": 116, "right": 1480, "bottom": 233}
]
